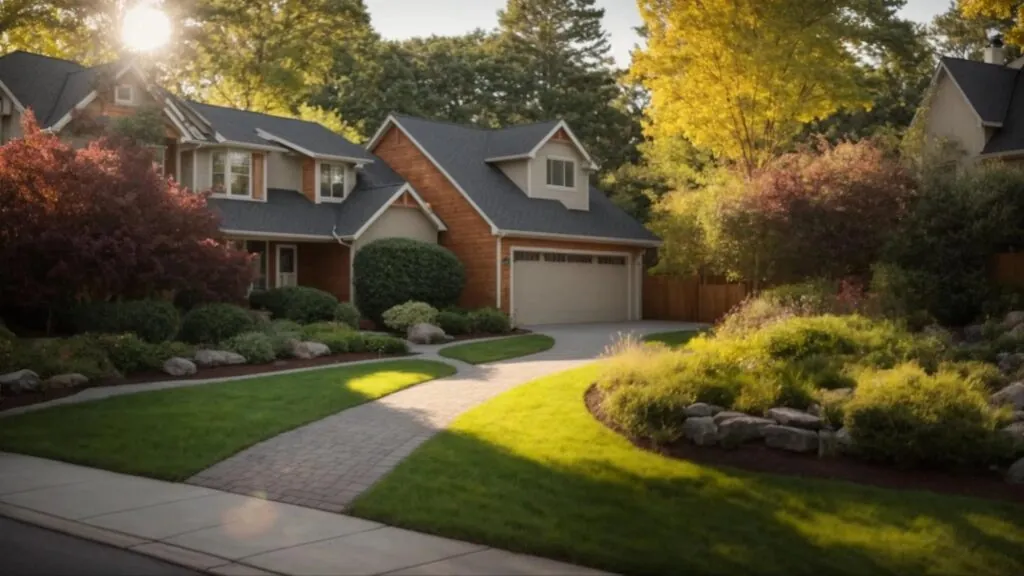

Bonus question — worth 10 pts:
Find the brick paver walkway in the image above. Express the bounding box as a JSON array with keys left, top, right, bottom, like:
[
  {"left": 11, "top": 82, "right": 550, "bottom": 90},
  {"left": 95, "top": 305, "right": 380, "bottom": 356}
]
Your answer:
[{"left": 188, "top": 322, "right": 698, "bottom": 512}]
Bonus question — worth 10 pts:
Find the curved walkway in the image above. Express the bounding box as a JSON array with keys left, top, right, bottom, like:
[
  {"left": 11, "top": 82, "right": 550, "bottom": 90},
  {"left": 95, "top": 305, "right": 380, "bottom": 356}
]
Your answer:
[{"left": 188, "top": 322, "right": 698, "bottom": 512}]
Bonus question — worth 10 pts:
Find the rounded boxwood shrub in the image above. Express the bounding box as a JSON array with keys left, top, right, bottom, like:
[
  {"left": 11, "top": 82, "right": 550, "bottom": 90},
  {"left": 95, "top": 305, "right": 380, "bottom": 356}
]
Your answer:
[
  {"left": 844, "top": 363, "right": 1000, "bottom": 469},
  {"left": 353, "top": 238, "right": 465, "bottom": 322},
  {"left": 468, "top": 307, "right": 511, "bottom": 334},
  {"left": 73, "top": 299, "right": 180, "bottom": 343},
  {"left": 437, "top": 309, "right": 471, "bottom": 335},
  {"left": 363, "top": 333, "right": 409, "bottom": 354},
  {"left": 333, "top": 302, "right": 361, "bottom": 329},
  {"left": 221, "top": 331, "right": 275, "bottom": 364},
  {"left": 382, "top": 301, "right": 439, "bottom": 332},
  {"left": 179, "top": 303, "right": 254, "bottom": 344},
  {"left": 259, "top": 286, "right": 339, "bottom": 324}
]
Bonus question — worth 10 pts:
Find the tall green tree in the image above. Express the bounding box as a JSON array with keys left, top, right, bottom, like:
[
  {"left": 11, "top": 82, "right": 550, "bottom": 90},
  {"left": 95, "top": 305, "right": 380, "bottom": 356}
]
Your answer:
[{"left": 0, "top": 0, "right": 124, "bottom": 63}]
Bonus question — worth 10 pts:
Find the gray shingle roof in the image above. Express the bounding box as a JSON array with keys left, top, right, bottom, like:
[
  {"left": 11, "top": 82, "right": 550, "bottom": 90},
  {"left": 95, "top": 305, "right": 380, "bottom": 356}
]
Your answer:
[
  {"left": 208, "top": 152, "right": 415, "bottom": 238},
  {"left": 982, "top": 73, "right": 1024, "bottom": 154},
  {"left": 186, "top": 101, "right": 375, "bottom": 162},
  {"left": 484, "top": 120, "right": 560, "bottom": 158},
  {"left": 391, "top": 114, "right": 659, "bottom": 244},
  {"left": 941, "top": 57, "right": 1018, "bottom": 124},
  {"left": 0, "top": 51, "right": 94, "bottom": 125}
]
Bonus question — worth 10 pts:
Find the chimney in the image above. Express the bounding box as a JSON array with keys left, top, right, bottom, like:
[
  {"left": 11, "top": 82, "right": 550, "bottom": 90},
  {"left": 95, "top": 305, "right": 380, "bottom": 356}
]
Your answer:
[{"left": 985, "top": 34, "right": 1006, "bottom": 65}]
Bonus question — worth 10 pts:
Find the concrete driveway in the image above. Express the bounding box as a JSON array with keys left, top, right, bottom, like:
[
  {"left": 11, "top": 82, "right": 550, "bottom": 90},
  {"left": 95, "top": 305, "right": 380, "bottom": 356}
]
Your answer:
[{"left": 189, "top": 321, "right": 699, "bottom": 512}]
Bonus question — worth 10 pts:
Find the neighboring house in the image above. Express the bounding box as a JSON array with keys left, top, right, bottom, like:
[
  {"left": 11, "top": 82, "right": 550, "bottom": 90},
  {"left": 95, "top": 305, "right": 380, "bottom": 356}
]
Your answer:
[
  {"left": 0, "top": 50, "right": 660, "bottom": 325},
  {"left": 919, "top": 38, "right": 1024, "bottom": 162}
]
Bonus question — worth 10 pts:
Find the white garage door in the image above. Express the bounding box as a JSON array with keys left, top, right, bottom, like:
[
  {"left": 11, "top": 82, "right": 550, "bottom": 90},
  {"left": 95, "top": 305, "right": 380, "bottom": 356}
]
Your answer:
[{"left": 512, "top": 250, "right": 630, "bottom": 325}]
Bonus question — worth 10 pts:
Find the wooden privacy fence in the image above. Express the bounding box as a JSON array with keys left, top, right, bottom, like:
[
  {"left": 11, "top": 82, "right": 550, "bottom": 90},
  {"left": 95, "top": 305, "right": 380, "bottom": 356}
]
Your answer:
[
  {"left": 643, "top": 274, "right": 748, "bottom": 324},
  {"left": 993, "top": 252, "right": 1024, "bottom": 288}
]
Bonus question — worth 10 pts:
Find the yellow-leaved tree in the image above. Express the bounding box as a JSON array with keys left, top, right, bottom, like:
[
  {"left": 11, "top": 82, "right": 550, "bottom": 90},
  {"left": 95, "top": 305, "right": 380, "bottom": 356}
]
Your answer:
[
  {"left": 632, "top": 0, "right": 881, "bottom": 176},
  {"left": 961, "top": 0, "right": 1024, "bottom": 43}
]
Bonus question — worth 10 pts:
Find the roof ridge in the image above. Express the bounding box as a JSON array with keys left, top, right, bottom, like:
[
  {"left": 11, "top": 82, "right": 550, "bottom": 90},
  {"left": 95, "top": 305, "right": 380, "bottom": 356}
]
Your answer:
[
  {"left": 391, "top": 113, "right": 490, "bottom": 131},
  {"left": 188, "top": 100, "right": 333, "bottom": 130}
]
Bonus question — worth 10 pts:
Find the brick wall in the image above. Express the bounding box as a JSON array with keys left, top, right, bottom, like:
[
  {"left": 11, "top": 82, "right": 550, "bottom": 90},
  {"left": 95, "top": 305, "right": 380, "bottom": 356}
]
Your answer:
[
  {"left": 372, "top": 126, "right": 497, "bottom": 308},
  {"left": 298, "top": 242, "right": 351, "bottom": 302}
]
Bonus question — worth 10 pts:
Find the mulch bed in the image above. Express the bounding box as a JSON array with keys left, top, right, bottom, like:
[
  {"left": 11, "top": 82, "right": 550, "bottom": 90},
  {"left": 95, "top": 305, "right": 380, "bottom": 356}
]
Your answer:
[
  {"left": 584, "top": 384, "right": 1024, "bottom": 504},
  {"left": 0, "top": 351, "right": 411, "bottom": 413}
]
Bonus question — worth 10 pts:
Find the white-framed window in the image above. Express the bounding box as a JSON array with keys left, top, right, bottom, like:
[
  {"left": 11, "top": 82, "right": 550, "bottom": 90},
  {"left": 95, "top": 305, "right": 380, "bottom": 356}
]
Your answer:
[
  {"left": 319, "top": 162, "right": 346, "bottom": 200},
  {"left": 149, "top": 145, "right": 166, "bottom": 175},
  {"left": 212, "top": 150, "right": 252, "bottom": 197},
  {"left": 114, "top": 84, "right": 135, "bottom": 106},
  {"left": 545, "top": 157, "right": 576, "bottom": 188}
]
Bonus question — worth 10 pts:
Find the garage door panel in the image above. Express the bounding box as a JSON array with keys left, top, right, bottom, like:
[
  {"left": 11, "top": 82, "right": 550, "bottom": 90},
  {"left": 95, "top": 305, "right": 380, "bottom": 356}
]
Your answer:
[{"left": 512, "top": 250, "right": 629, "bottom": 326}]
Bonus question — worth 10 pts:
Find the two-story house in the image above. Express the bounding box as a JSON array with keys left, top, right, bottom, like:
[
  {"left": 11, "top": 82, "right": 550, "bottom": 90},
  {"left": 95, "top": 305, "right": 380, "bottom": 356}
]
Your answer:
[{"left": 0, "top": 50, "right": 660, "bottom": 326}]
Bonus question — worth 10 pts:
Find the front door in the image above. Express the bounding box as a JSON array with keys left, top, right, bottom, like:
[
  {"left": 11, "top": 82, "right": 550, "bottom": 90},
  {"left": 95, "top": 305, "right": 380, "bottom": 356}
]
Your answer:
[{"left": 277, "top": 244, "right": 297, "bottom": 287}]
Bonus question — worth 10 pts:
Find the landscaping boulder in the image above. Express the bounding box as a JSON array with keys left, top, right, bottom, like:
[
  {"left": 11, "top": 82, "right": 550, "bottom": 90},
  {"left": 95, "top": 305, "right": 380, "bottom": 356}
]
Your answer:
[
  {"left": 712, "top": 411, "right": 747, "bottom": 425},
  {"left": 1003, "top": 310, "right": 1024, "bottom": 330},
  {"left": 763, "top": 425, "right": 819, "bottom": 453},
  {"left": 683, "top": 416, "right": 718, "bottom": 446},
  {"left": 0, "top": 369, "right": 40, "bottom": 395},
  {"left": 407, "top": 323, "right": 450, "bottom": 345},
  {"left": 1000, "top": 422, "right": 1024, "bottom": 448},
  {"left": 684, "top": 402, "right": 716, "bottom": 418},
  {"left": 766, "top": 407, "right": 822, "bottom": 430},
  {"left": 818, "top": 429, "right": 837, "bottom": 458},
  {"left": 163, "top": 357, "right": 197, "bottom": 377},
  {"left": 1011, "top": 323, "right": 1024, "bottom": 339},
  {"left": 835, "top": 427, "right": 854, "bottom": 451},
  {"left": 997, "top": 353, "right": 1024, "bottom": 376},
  {"left": 292, "top": 341, "right": 330, "bottom": 360},
  {"left": 717, "top": 416, "right": 775, "bottom": 445},
  {"left": 990, "top": 382, "right": 1024, "bottom": 411},
  {"left": 1008, "top": 457, "right": 1024, "bottom": 484},
  {"left": 42, "top": 373, "right": 88, "bottom": 390},
  {"left": 194, "top": 349, "right": 247, "bottom": 368}
]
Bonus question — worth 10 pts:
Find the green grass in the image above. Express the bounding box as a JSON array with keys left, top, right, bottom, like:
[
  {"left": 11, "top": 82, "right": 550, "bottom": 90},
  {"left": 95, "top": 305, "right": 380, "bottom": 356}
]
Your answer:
[
  {"left": 439, "top": 334, "right": 555, "bottom": 364},
  {"left": 352, "top": 364, "right": 1024, "bottom": 576},
  {"left": 642, "top": 329, "right": 700, "bottom": 347},
  {"left": 0, "top": 360, "right": 455, "bottom": 481}
]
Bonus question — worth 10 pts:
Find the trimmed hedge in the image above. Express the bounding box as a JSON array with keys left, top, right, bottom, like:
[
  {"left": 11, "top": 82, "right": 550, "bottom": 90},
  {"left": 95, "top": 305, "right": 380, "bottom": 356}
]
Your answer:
[
  {"left": 256, "top": 286, "right": 339, "bottom": 324},
  {"left": 179, "top": 303, "right": 254, "bottom": 344},
  {"left": 382, "top": 302, "right": 439, "bottom": 332},
  {"left": 73, "top": 299, "right": 180, "bottom": 343},
  {"left": 469, "top": 307, "right": 511, "bottom": 334},
  {"left": 222, "top": 331, "right": 276, "bottom": 364},
  {"left": 437, "top": 309, "right": 472, "bottom": 335},
  {"left": 333, "top": 302, "right": 361, "bottom": 329},
  {"left": 353, "top": 238, "right": 465, "bottom": 322}
]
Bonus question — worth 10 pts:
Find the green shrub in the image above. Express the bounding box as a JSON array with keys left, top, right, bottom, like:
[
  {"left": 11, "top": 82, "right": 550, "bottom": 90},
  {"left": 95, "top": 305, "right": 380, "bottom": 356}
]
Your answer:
[
  {"left": 90, "top": 333, "right": 154, "bottom": 374},
  {"left": 817, "top": 388, "right": 853, "bottom": 428},
  {"left": 73, "top": 299, "right": 179, "bottom": 343},
  {"left": 179, "top": 303, "right": 254, "bottom": 344},
  {"left": 258, "top": 286, "right": 339, "bottom": 324},
  {"left": 363, "top": 334, "right": 409, "bottom": 354},
  {"left": 382, "top": 301, "right": 439, "bottom": 332},
  {"left": 221, "top": 331, "right": 276, "bottom": 364},
  {"left": 844, "top": 363, "right": 1000, "bottom": 468},
  {"left": 300, "top": 321, "right": 353, "bottom": 340},
  {"left": 311, "top": 331, "right": 354, "bottom": 354},
  {"left": 248, "top": 289, "right": 273, "bottom": 311},
  {"left": 267, "top": 331, "right": 298, "bottom": 358},
  {"left": 8, "top": 336, "right": 120, "bottom": 380},
  {"left": 468, "top": 307, "right": 511, "bottom": 334},
  {"left": 939, "top": 361, "right": 1007, "bottom": 391},
  {"left": 437, "top": 309, "right": 471, "bottom": 335},
  {"left": 333, "top": 302, "right": 361, "bottom": 329},
  {"left": 268, "top": 319, "right": 302, "bottom": 334},
  {"left": 353, "top": 238, "right": 465, "bottom": 322},
  {"left": 601, "top": 383, "right": 690, "bottom": 443},
  {"left": 148, "top": 341, "right": 196, "bottom": 365}
]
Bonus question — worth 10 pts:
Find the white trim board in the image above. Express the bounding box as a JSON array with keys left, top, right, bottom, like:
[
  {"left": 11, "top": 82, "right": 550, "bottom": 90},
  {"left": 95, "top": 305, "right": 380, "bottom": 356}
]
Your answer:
[
  {"left": 0, "top": 79, "right": 25, "bottom": 112},
  {"left": 220, "top": 229, "right": 334, "bottom": 241},
  {"left": 501, "top": 229, "right": 661, "bottom": 247},
  {"left": 484, "top": 120, "right": 599, "bottom": 170},
  {"left": 256, "top": 128, "right": 372, "bottom": 165}
]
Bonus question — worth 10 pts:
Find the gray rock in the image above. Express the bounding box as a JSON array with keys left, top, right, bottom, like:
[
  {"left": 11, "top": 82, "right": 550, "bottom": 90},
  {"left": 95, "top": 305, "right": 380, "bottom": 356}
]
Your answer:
[
  {"left": 194, "top": 349, "right": 247, "bottom": 368},
  {"left": 1011, "top": 323, "right": 1024, "bottom": 339},
  {"left": 1003, "top": 310, "right": 1024, "bottom": 330},
  {"left": 963, "top": 324, "right": 986, "bottom": 343},
  {"left": 766, "top": 407, "right": 822, "bottom": 430},
  {"left": 1008, "top": 457, "right": 1024, "bottom": 484},
  {"left": 991, "top": 382, "right": 1024, "bottom": 410},
  {"left": 683, "top": 416, "right": 718, "bottom": 446},
  {"left": 707, "top": 404, "right": 725, "bottom": 415},
  {"left": 42, "top": 373, "right": 88, "bottom": 389},
  {"left": 836, "top": 427, "right": 854, "bottom": 450},
  {"left": 0, "top": 369, "right": 40, "bottom": 395},
  {"left": 998, "top": 354, "right": 1024, "bottom": 375},
  {"left": 764, "top": 425, "right": 819, "bottom": 453},
  {"left": 1001, "top": 422, "right": 1024, "bottom": 448},
  {"left": 818, "top": 429, "right": 837, "bottom": 458},
  {"left": 717, "top": 416, "right": 775, "bottom": 445},
  {"left": 292, "top": 341, "right": 330, "bottom": 360},
  {"left": 712, "top": 410, "right": 747, "bottom": 425},
  {"left": 406, "top": 323, "right": 448, "bottom": 345},
  {"left": 807, "top": 403, "right": 822, "bottom": 417},
  {"left": 684, "top": 402, "right": 715, "bottom": 418},
  {"left": 1012, "top": 411, "right": 1024, "bottom": 423},
  {"left": 163, "top": 357, "right": 197, "bottom": 377}
]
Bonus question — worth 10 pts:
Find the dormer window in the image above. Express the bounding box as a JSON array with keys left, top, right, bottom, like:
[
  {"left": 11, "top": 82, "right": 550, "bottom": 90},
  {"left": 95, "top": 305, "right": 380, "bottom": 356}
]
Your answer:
[
  {"left": 114, "top": 84, "right": 136, "bottom": 106},
  {"left": 546, "top": 158, "right": 575, "bottom": 189},
  {"left": 212, "top": 150, "right": 252, "bottom": 197},
  {"left": 319, "top": 162, "right": 346, "bottom": 201}
]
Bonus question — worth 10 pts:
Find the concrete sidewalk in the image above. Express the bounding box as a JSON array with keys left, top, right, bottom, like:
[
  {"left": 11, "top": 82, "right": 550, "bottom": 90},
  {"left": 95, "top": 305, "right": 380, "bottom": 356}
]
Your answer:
[{"left": 0, "top": 453, "right": 605, "bottom": 575}]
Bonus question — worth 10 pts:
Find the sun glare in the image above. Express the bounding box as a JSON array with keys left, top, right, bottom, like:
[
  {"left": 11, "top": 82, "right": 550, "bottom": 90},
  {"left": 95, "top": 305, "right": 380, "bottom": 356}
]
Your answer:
[{"left": 122, "top": 4, "right": 171, "bottom": 52}]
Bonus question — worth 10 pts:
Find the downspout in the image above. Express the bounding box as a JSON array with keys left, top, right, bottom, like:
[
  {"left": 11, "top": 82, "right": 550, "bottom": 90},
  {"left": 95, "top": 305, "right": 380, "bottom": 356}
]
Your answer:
[
  {"left": 332, "top": 226, "right": 356, "bottom": 304},
  {"left": 495, "top": 231, "right": 506, "bottom": 312}
]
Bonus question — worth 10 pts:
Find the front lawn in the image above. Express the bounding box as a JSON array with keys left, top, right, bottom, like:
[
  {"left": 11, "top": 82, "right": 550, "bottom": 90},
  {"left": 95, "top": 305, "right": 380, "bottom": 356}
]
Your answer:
[
  {"left": 642, "top": 329, "right": 700, "bottom": 347},
  {"left": 0, "top": 360, "right": 455, "bottom": 481},
  {"left": 439, "top": 334, "right": 554, "bottom": 364},
  {"left": 351, "top": 364, "right": 1024, "bottom": 576}
]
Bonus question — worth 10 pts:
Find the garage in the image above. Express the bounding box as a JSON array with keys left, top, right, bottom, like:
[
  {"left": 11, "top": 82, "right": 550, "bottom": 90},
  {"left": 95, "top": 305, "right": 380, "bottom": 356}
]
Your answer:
[{"left": 511, "top": 249, "right": 630, "bottom": 325}]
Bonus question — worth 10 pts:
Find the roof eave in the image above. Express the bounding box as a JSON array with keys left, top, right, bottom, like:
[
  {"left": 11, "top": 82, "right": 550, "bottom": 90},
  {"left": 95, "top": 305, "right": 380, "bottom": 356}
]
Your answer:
[{"left": 0, "top": 79, "right": 25, "bottom": 113}]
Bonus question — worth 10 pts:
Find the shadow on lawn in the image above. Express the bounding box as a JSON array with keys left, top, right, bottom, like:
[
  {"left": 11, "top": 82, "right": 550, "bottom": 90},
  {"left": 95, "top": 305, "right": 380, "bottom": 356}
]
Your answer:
[{"left": 353, "top": 428, "right": 1024, "bottom": 576}]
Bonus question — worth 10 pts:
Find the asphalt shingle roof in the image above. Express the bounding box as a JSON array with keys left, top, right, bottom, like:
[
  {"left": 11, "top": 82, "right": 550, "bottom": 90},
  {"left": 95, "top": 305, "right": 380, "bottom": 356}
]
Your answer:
[
  {"left": 391, "top": 114, "right": 659, "bottom": 243},
  {"left": 484, "top": 120, "right": 560, "bottom": 158},
  {"left": 941, "top": 57, "right": 1018, "bottom": 124},
  {"left": 186, "top": 101, "right": 375, "bottom": 162},
  {"left": 0, "top": 51, "right": 90, "bottom": 125}
]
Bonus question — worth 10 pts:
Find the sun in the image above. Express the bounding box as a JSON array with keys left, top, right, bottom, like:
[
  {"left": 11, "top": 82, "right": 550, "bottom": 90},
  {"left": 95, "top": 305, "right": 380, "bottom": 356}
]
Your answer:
[{"left": 121, "top": 4, "right": 171, "bottom": 52}]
